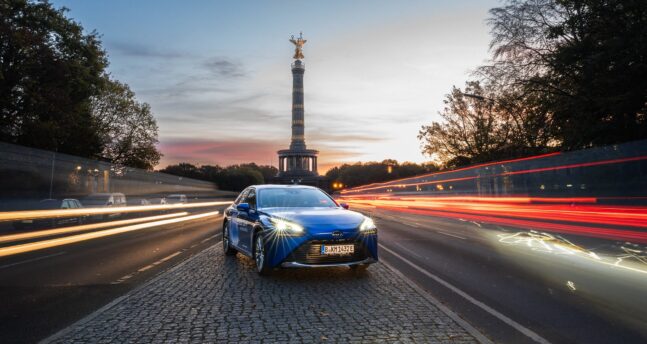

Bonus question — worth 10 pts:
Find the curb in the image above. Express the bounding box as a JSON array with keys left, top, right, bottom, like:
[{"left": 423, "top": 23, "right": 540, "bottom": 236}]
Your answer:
[
  {"left": 40, "top": 239, "right": 222, "bottom": 344},
  {"left": 380, "top": 259, "right": 494, "bottom": 344}
]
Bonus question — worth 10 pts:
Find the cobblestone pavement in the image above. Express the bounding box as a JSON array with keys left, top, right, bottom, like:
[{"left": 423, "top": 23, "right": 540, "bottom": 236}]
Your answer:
[{"left": 47, "top": 245, "right": 481, "bottom": 343}]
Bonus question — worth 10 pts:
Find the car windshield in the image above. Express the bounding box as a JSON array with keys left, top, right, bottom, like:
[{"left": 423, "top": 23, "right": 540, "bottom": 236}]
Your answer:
[{"left": 258, "top": 188, "right": 337, "bottom": 208}]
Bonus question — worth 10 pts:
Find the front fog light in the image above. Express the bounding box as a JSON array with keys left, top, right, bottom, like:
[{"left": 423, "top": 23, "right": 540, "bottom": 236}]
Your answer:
[{"left": 360, "top": 217, "right": 377, "bottom": 233}]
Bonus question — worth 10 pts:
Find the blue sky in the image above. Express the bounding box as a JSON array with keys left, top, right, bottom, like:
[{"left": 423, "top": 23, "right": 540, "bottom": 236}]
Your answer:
[{"left": 53, "top": 0, "right": 498, "bottom": 171}]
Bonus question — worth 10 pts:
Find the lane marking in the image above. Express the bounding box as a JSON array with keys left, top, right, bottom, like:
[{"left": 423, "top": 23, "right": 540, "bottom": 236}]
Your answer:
[
  {"left": 379, "top": 243, "right": 552, "bottom": 344},
  {"left": 201, "top": 233, "right": 221, "bottom": 243},
  {"left": 160, "top": 251, "right": 181, "bottom": 262},
  {"left": 0, "top": 251, "right": 66, "bottom": 270},
  {"left": 113, "top": 251, "right": 184, "bottom": 284},
  {"left": 437, "top": 231, "right": 467, "bottom": 240},
  {"left": 138, "top": 264, "right": 155, "bottom": 272}
]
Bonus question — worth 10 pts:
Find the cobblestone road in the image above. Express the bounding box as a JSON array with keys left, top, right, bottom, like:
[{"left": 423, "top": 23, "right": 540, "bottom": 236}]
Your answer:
[{"left": 47, "top": 245, "right": 481, "bottom": 343}]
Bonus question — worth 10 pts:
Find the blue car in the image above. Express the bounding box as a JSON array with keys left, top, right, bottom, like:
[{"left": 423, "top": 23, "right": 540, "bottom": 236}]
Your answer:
[{"left": 222, "top": 185, "right": 378, "bottom": 275}]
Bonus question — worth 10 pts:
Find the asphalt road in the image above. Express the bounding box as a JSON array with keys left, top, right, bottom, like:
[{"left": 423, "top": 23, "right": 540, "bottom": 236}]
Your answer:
[
  {"left": 0, "top": 206, "right": 227, "bottom": 344},
  {"left": 356, "top": 204, "right": 647, "bottom": 344}
]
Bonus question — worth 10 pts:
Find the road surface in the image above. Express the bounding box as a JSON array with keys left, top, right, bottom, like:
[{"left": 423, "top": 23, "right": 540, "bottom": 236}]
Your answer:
[
  {"left": 2, "top": 201, "right": 646, "bottom": 343},
  {"left": 0, "top": 206, "right": 227, "bottom": 344},
  {"left": 356, "top": 204, "right": 647, "bottom": 344}
]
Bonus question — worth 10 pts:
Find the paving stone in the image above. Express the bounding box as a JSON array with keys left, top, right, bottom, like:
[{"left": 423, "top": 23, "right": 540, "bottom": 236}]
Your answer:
[{"left": 48, "top": 245, "right": 478, "bottom": 343}]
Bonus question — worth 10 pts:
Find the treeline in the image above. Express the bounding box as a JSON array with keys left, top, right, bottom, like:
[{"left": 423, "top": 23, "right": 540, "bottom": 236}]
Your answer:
[
  {"left": 159, "top": 163, "right": 278, "bottom": 192},
  {"left": 325, "top": 160, "right": 438, "bottom": 189},
  {"left": 1, "top": 0, "right": 161, "bottom": 169},
  {"left": 418, "top": 0, "right": 647, "bottom": 168}
]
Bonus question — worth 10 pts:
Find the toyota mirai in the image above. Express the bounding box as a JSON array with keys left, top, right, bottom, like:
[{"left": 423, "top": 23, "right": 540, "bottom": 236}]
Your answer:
[{"left": 222, "top": 185, "right": 378, "bottom": 275}]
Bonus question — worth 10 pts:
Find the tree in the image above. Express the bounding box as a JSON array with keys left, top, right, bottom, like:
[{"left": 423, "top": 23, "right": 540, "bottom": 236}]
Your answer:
[
  {"left": 483, "top": 0, "right": 647, "bottom": 149},
  {"left": 0, "top": 0, "right": 108, "bottom": 157},
  {"left": 159, "top": 163, "right": 202, "bottom": 180},
  {"left": 418, "top": 81, "right": 510, "bottom": 166},
  {"left": 325, "top": 160, "right": 438, "bottom": 188},
  {"left": 91, "top": 77, "right": 161, "bottom": 169}
]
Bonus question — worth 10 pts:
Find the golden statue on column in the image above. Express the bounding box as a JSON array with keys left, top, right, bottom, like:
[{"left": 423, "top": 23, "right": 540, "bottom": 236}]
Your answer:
[{"left": 289, "top": 32, "right": 307, "bottom": 60}]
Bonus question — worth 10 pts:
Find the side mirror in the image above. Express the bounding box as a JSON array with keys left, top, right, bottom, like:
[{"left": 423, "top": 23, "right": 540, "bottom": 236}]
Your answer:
[
  {"left": 236, "top": 203, "right": 250, "bottom": 212},
  {"left": 340, "top": 203, "right": 349, "bottom": 210},
  {"left": 107, "top": 201, "right": 113, "bottom": 206}
]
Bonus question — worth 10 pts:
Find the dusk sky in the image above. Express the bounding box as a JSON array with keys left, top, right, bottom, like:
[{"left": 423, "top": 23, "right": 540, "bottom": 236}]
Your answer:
[{"left": 53, "top": 0, "right": 498, "bottom": 172}]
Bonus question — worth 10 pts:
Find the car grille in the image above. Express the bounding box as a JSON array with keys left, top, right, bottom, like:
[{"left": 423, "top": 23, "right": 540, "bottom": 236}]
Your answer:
[{"left": 286, "top": 240, "right": 369, "bottom": 264}]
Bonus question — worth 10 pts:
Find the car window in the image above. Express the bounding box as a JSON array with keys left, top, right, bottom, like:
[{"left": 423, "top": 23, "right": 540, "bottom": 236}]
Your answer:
[
  {"left": 235, "top": 189, "right": 249, "bottom": 205},
  {"left": 245, "top": 189, "right": 257, "bottom": 209},
  {"left": 62, "top": 200, "right": 70, "bottom": 209}
]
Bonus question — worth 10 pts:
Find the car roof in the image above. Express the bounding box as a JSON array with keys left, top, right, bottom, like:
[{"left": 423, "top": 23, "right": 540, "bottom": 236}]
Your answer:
[{"left": 251, "top": 184, "right": 318, "bottom": 190}]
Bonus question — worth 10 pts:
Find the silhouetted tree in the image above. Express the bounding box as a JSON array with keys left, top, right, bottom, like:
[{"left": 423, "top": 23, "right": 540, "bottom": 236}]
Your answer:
[
  {"left": 418, "top": 81, "right": 510, "bottom": 166},
  {"left": 91, "top": 77, "right": 161, "bottom": 170},
  {"left": 483, "top": 0, "right": 647, "bottom": 149},
  {"left": 325, "top": 160, "right": 438, "bottom": 188},
  {"left": 0, "top": 0, "right": 107, "bottom": 157}
]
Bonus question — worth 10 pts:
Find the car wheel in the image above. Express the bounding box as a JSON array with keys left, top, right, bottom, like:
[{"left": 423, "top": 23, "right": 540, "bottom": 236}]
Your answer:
[
  {"left": 223, "top": 222, "right": 237, "bottom": 256},
  {"left": 254, "top": 233, "right": 271, "bottom": 276}
]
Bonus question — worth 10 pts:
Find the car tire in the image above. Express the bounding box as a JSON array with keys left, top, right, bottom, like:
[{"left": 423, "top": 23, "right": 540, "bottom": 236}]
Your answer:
[
  {"left": 254, "top": 233, "right": 272, "bottom": 276},
  {"left": 223, "top": 222, "right": 237, "bottom": 256}
]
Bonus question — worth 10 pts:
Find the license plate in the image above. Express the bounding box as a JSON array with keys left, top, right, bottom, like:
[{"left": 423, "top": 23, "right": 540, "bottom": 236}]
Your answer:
[{"left": 321, "top": 244, "right": 354, "bottom": 255}]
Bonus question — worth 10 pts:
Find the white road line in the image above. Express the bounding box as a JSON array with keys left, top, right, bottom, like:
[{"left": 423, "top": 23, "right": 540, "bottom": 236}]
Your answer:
[
  {"left": 437, "top": 231, "right": 467, "bottom": 240},
  {"left": 138, "top": 264, "right": 155, "bottom": 272},
  {"left": 379, "top": 243, "right": 552, "bottom": 344},
  {"left": 160, "top": 251, "right": 181, "bottom": 262},
  {"left": 201, "top": 233, "right": 221, "bottom": 243},
  {"left": 0, "top": 251, "right": 66, "bottom": 270}
]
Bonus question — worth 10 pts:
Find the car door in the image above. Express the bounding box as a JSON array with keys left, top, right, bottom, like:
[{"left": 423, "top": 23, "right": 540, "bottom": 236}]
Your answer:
[
  {"left": 228, "top": 189, "right": 248, "bottom": 250},
  {"left": 237, "top": 188, "right": 258, "bottom": 252}
]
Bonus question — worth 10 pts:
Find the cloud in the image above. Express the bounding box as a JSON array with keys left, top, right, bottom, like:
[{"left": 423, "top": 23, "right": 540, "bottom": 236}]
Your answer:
[
  {"left": 108, "top": 41, "right": 186, "bottom": 59},
  {"left": 204, "top": 57, "right": 246, "bottom": 78}
]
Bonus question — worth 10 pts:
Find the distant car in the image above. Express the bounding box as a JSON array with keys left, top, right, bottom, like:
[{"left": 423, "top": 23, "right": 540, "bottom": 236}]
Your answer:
[
  {"left": 222, "top": 185, "right": 378, "bottom": 275},
  {"left": 166, "top": 194, "right": 187, "bottom": 204},
  {"left": 82, "top": 193, "right": 127, "bottom": 207},
  {"left": 13, "top": 199, "right": 84, "bottom": 230},
  {"left": 82, "top": 193, "right": 127, "bottom": 219}
]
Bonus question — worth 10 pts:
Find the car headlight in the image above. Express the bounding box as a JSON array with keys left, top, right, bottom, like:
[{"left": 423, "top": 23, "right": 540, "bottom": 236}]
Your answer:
[
  {"left": 359, "top": 216, "right": 377, "bottom": 234},
  {"left": 270, "top": 217, "right": 304, "bottom": 235}
]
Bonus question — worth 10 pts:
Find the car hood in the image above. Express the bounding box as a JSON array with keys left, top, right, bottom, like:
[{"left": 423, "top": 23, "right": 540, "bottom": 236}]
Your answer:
[{"left": 260, "top": 207, "right": 365, "bottom": 229}]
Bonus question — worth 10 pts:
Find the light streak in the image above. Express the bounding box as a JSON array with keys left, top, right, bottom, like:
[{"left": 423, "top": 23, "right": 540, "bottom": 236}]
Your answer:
[
  {"left": 343, "top": 198, "right": 647, "bottom": 243},
  {"left": 0, "top": 201, "right": 231, "bottom": 222},
  {"left": 343, "top": 154, "right": 647, "bottom": 194},
  {"left": 497, "top": 231, "right": 647, "bottom": 275},
  {"left": 342, "top": 152, "right": 562, "bottom": 193},
  {"left": 0, "top": 211, "right": 221, "bottom": 257},
  {"left": 0, "top": 212, "right": 189, "bottom": 244}
]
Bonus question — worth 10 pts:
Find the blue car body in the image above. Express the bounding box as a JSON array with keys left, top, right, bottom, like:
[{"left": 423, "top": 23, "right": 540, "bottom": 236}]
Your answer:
[{"left": 222, "top": 185, "right": 378, "bottom": 270}]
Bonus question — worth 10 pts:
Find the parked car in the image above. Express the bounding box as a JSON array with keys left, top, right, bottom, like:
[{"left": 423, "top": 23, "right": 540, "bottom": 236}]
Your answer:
[
  {"left": 82, "top": 193, "right": 127, "bottom": 220},
  {"left": 13, "top": 199, "right": 85, "bottom": 230},
  {"left": 222, "top": 185, "right": 378, "bottom": 275},
  {"left": 82, "top": 193, "right": 126, "bottom": 207},
  {"left": 165, "top": 194, "right": 187, "bottom": 204}
]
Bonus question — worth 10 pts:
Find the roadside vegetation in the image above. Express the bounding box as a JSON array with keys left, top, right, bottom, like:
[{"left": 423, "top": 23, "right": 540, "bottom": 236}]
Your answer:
[{"left": 419, "top": 0, "right": 647, "bottom": 168}]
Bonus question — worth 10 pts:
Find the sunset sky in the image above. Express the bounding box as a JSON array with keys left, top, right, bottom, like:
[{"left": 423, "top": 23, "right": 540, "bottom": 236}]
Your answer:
[{"left": 53, "top": 0, "right": 497, "bottom": 172}]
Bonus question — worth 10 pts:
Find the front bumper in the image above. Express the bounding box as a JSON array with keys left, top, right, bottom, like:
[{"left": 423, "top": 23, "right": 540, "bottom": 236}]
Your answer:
[{"left": 281, "top": 257, "right": 377, "bottom": 268}]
